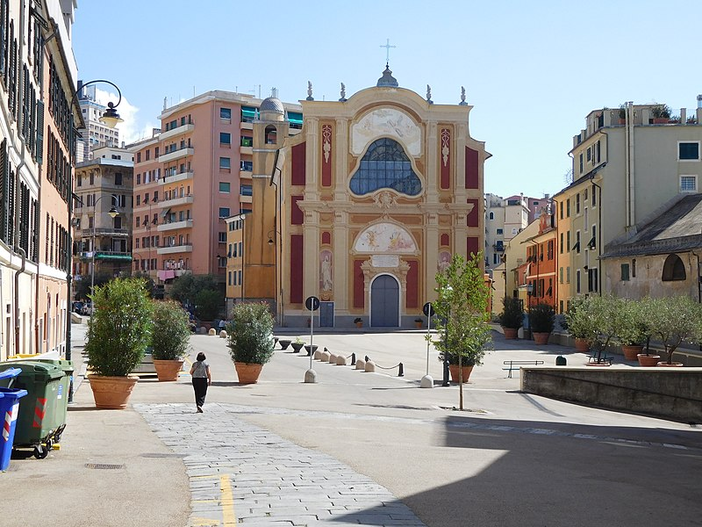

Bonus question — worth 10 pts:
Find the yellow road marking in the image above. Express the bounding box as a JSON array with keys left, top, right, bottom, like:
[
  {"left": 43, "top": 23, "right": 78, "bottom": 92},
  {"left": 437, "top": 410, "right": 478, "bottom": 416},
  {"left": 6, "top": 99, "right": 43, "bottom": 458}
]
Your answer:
[
  {"left": 191, "top": 517, "right": 219, "bottom": 526},
  {"left": 191, "top": 474, "right": 220, "bottom": 480},
  {"left": 220, "top": 475, "right": 237, "bottom": 525}
]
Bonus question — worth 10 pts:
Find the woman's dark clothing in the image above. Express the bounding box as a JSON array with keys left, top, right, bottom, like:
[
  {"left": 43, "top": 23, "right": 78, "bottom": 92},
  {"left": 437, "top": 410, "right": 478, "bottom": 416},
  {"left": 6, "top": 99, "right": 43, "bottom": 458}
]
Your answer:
[{"left": 192, "top": 377, "right": 208, "bottom": 407}]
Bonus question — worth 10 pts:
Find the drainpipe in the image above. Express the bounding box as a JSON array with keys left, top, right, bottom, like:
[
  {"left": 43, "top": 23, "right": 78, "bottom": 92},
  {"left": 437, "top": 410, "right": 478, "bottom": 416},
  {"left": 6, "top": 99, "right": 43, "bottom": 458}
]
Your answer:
[
  {"left": 692, "top": 251, "right": 701, "bottom": 303},
  {"left": 625, "top": 101, "right": 635, "bottom": 229},
  {"left": 590, "top": 177, "right": 603, "bottom": 296},
  {"left": 14, "top": 247, "right": 26, "bottom": 356}
]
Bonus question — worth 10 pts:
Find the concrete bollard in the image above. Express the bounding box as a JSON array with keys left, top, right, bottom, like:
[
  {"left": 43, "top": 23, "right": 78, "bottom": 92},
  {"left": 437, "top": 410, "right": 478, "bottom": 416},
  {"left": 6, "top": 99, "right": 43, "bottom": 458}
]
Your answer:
[
  {"left": 336, "top": 355, "right": 347, "bottom": 366},
  {"left": 355, "top": 359, "right": 365, "bottom": 370},
  {"left": 320, "top": 351, "right": 331, "bottom": 362},
  {"left": 314, "top": 349, "right": 323, "bottom": 360},
  {"left": 208, "top": 328, "right": 216, "bottom": 336},
  {"left": 219, "top": 330, "right": 227, "bottom": 338},
  {"left": 364, "top": 361, "right": 376, "bottom": 372},
  {"left": 198, "top": 327, "right": 207, "bottom": 334},
  {"left": 328, "top": 353, "right": 337, "bottom": 363}
]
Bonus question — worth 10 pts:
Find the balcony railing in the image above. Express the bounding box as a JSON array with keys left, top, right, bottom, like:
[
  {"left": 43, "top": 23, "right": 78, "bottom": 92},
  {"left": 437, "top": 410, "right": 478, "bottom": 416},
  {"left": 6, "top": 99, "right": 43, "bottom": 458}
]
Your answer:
[
  {"left": 159, "top": 122, "right": 195, "bottom": 141},
  {"left": 160, "top": 194, "right": 193, "bottom": 208},
  {"left": 81, "top": 227, "right": 129, "bottom": 237},
  {"left": 157, "top": 244, "right": 193, "bottom": 255},
  {"left": 157, "top": 219, "right": 193, "bottom": 232},
  {"left": 164, "top": 170, "right": 194, "bottom": 183},
  {"left": 158, "top": 146, "right": 194, "bottom": 163}
]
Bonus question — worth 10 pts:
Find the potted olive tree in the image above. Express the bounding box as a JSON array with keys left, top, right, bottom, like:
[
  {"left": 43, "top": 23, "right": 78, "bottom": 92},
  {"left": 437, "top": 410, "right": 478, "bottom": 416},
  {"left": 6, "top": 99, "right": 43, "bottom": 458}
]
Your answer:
[
  {"left": 151, "top": 300, "right": 192, "bottom": 381},
  {"left": 529, "top": 303, "right": 555, "bottom": 345},
  {"left": 85, "top": 278, "right": 153, "bottom": 409},
  {"left": 431, "top": 253, "right": 492, "bottom": 410},
  {"left": 648, "top": 295, "right": 702, "bottom": 366},
  {"left": 499, "top": 296, "right": 523, "bottom": 339},
  {"left": 564, "top": 296, "right": 598, "bottom": 352},
  {"left": 614, "top": 299, "right": 647, "bottom": 361},
  {"left": 227, "top": 302, "right": 275, "bottom": 384}
]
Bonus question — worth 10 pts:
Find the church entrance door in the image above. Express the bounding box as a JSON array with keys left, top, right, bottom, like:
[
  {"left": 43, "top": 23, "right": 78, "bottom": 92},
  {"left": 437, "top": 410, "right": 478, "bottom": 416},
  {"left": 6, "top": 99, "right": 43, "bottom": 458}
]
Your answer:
[{"left": 370, "top": 274, "right": 399, "bottom": 327}]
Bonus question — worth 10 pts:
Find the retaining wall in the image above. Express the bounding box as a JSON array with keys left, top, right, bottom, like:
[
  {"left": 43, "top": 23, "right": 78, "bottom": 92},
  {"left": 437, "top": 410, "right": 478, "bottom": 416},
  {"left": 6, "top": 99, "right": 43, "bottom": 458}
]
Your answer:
[{"left": 520, "top": 366, "right": 702, "bottom": 424}]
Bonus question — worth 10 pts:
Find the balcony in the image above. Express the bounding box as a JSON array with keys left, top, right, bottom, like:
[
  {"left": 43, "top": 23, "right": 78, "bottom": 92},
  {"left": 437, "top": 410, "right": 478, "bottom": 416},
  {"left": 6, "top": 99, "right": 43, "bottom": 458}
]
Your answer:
[
  {"left": 79, "top": 251, "right": 132, "bottom": 261},
  {"left": 159, "top": 147, "right": 194, "bottom": 164},
  {"left": 159, "top": 123, "right": 194, "bottom": 141},
  {"left": 493, "top": 242, "right": 505, "bottom": 252},
  {"left": 81, "top": 227, "right": 130, "bottom": 238},
  {"left": 164, "top": 170, "right": 194, "bottom": 184},
  {"left": 157, "top": 244, "right": 193, "bottom": 255},
  {"left": 159, "top": 194, "right": 193, "bottom": 208},
  {"left": 157, "top": 219, "right": 193, "bottom": 232},
  {"left": 240, "top": 146, "right": 253, "bottom": 155},
  {"left": 240, "top": 121, "right": 253, "bottom": 131}
]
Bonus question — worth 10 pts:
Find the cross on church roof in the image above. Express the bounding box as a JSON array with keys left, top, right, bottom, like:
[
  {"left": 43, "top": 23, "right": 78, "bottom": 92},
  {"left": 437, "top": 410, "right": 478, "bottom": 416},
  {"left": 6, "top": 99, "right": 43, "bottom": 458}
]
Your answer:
[{"left": 380, "top": 38, "right": 396, "bottom": 65}]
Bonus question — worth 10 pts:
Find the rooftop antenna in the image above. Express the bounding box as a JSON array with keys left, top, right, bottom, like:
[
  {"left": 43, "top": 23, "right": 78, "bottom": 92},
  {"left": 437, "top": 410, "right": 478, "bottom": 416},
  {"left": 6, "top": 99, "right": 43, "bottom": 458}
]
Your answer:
[{"left": 163, "top": 97, "right": 167, "bottom": 111}]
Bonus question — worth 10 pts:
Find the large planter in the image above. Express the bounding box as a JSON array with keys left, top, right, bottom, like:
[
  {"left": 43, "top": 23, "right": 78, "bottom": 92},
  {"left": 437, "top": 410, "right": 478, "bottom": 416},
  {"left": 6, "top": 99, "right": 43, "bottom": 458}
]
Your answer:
[
  {"left": 574, "top": 338, "right": 590, "bottom": 353},
  {"left": 637, "top": 354, "right": 662, "bottom": 367},
  {"left": 234, "top": 362, "right": 263, "bottom": 384},
  {"left": 656, "top": 361, "right": 684, "bottom": 367},
  {"left": 621, "top": 345, "right": 643, "bottom": 361},
  {"left": 278, "top": 340, "right": 291, "bottom": 351},
  {"left": 89, "top": 375, "right": 139, "bottom": 409},
  {"left": 153, "top": 359, "right": 184, "bottom": 382},
  {"left": 304, "top": 344, "right": 318, "bottom": 356},
  {"left": 291, "top": 342, "right": 304, "bottom": 353},
  {"left": 502, "top": 327, "right": 519, "bottom": 340},
  {"left": 533, "top": 332, "right": 550, "bottom": 345},
  {"left": 449, "top": 364, "right": 474, "bottom": 383}
]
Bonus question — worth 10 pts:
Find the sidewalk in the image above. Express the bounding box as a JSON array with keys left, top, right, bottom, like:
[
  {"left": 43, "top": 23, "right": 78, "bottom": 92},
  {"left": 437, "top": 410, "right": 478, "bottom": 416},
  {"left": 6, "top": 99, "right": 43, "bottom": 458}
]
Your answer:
[{"left": 1, "top": 324, "right": 701, "bottom": 526}]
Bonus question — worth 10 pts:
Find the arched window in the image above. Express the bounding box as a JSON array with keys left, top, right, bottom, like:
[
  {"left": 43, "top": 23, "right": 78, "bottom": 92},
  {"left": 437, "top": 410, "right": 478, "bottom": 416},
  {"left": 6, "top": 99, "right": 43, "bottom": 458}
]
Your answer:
[
  {"left": 662, "top": 254, "right": 686, "bottom": 281},
  {"left": 264, "top": 125, "right": 277, "bottom": 145},
  {"left": 489, "top": 211, "right": 494, "bottom": 220},
  {"left": 349, "top": 138, "right": 421, "bottom": 196}
]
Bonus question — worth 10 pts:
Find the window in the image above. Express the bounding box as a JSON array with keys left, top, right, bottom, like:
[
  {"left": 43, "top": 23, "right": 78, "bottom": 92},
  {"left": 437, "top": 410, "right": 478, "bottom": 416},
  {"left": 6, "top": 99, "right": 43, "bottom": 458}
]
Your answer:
[
  {"left": 349, "top": 138, "right": 422, "bottom": 196},
  {"left": 679, "top": 142, "right": 700, "bottom": 160},
  {"left": 576, "top": 270, "right": 581, "bottom": 293},
  {"left": 559, "top": 267, "right": 563, "bottom": 284},
  {"left": 115, "top": 173, "right": 122, "bottom": 186},
  {"left": 560, "top": 232, "right": 563, "bottom": 254},
  {"left": 219, "top": 182, "right": 231, "bottom": 193},
  {"left": 218, "top": 232, "right": 226, "bottom": 243},
  {"left": 680, "top": 176, "right": 697, "bottom": 193},
  {"left": 576, "top": 194, "right": 580, "bottom": 214},
  {"left": 145, "top": 150, "right": 150, "bottom": 161},
  {"left": 219, "top": 157, "right": 231, "bottom": 170},
  {"left": 136, "top": 152, "right": 141, "bottom": 163},
  {"left": 575, "top": 231, "right": 581, "bottom": 253},
  {"left": 136, "top": 174, "right": 141, "bottom": 185},
  {"left": 588, "top": 268, "right": 598, "bottom": 292},
  {"left": 559, "top": 201, "right": 563, "bottom": 219},
  {"left": 228, "top": 272, "right": 232, "bottom": 286},
  {"left": 496, "top": 228, "right": 503, "bottom": 235},
  {"left": 241, "top": 136, "right": 253, "bottom": 147},
  {"left": 566, "top": 231, "right": 571, "bottom": 252},
  {"left": 632, "top": 259, "right": 636, "bottom": 278},
  {"left": 579, "top": 153, "right": 583, "bottom": 173},
  {"left": 220, "top": 108, "right": 231, "bottom": 120},
  {"left": 220, "top": 132, "right": 231, "bottom": 145},
  {"left": 662, "top": 254, "right": 686, "bottom": 281},
  {"left": 240, "top": 184, "right": 252, "bottom": 196},
  {"left": 621, "top": 263, "right": 630, "bottom": 281},
  {"left": 586, "top": 148, "right": 591, "bottom": 162},
  {"left": 566, "top": 199, "right": 571, "bottom": 217},
  {"left": 592, "top": 184, "right": 597, "bottom": 206},
  {"left": 240, "top": 160, "right": 253, "bottom": 172},
  {"left": 265, "top": 125, "right": 277, "bottom": 144},
  {"left": 566, "top": 266, "right": 570, "bottom": 284},
  {"left": 489, "top": 211, "right": 494, "bottom": 220},
  {"left": 219, "top": 207, "right": 230, "bottom": 218}
]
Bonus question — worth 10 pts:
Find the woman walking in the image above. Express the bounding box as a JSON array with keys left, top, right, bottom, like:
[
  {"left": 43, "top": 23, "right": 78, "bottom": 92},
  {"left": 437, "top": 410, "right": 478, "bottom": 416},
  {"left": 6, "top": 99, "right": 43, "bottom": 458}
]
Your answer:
[{"left": 189, "top": 352, "right": 211, "bottom": 412}]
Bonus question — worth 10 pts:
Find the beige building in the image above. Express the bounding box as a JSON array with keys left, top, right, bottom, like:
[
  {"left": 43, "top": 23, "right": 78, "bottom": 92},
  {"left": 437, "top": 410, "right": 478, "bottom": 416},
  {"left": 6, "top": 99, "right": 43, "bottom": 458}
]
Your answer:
[
  {"left": 257, "top": 67, "right": 488, "bottom": 327},
  {"left": 555, "top": 100, "right": 702, "bottom": 309}
]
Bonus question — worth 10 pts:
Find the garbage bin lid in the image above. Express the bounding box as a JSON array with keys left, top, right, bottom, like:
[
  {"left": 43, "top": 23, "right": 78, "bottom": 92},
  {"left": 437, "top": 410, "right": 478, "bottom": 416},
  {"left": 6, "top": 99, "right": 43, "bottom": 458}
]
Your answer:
[
  {"left": 0, "top": 367, "right": 21, "bottom": 380},
  {"left": 0, "top": 361, "right": 64, "bottom": 380}
]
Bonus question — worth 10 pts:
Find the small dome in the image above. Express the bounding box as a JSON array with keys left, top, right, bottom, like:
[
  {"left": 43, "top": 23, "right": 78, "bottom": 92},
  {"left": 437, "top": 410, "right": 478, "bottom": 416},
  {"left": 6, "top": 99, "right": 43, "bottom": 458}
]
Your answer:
[
  {"left": 377, "top": 64, "right": 398, "bottom": 87},
  {"left": 260, "top": 97, "right": 284, "bottom": 114}
]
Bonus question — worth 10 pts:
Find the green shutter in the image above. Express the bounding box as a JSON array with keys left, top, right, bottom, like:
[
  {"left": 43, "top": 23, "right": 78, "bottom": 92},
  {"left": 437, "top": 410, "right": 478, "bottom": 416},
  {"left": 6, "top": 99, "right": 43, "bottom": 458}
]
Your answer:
[{"left": 35, "top": 99, "right": 43, "bottom": 164}]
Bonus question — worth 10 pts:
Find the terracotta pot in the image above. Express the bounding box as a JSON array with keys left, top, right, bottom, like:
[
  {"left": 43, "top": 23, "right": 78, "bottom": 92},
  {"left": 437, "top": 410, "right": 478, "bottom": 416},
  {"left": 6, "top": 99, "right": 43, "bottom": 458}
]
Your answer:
[
  {"left": 637, "top": 354, "right": 661, "bottom": 367},
  {"left": 621, "top": 345, "right": 643, "bottom": 361},
  {"left": 356, "top": 322, "right": 363, "bottom": 328},
  {"left": 533, "top": 332, "right": 550, "bottom": 345},
  {"left": 415, "top": 321, "right": 423, "bottom": 329},
  {"left": 89, "top": 375, "right": 139, "bottom": 409},
  {"left": 575, "top": 338, "right": 590, "bottom": 353},
  {"left": 502, "top": 327, "right": 519, "bottom": 340},
  {"left": 234, "top": 362, "right": 263, "bottom": 384},
  {"left": 449, "top": 364, "right": 474, "bottom": 383},
  {"left": 656, "top": 362, "right": 684, "bottom": 367},
  {"left": 153, "top": 359, "right": 184, "bottom": 382}
]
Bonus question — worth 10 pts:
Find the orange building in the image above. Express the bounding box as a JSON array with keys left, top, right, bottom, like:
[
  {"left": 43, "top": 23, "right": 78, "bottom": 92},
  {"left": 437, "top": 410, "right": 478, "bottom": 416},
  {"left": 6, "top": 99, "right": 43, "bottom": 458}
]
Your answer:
[{"left": 523, "top": 210, "right": 557, "bottom": 312}]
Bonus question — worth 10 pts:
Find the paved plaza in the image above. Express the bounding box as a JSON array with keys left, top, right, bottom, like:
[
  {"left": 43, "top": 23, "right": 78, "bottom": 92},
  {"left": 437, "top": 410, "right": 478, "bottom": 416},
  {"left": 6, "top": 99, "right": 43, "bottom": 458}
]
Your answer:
[{"left": 2, "top": 325, "right": 702, "bottom": 526}]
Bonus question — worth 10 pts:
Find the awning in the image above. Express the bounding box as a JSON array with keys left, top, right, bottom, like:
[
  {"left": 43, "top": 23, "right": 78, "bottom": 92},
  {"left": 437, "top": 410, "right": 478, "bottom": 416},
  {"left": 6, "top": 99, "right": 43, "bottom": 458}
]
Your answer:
[
  {"left": 241, "top": 107, "right": 257, "bottom": 120},
  {"left": 287, "top": 111, "right": 303, "bottom": 126},
  {"left": 572, "top": 241, "right": 580, "bottom": 251},
  {"left": 587, "top": 236, "right": 596, "bottom": 249},
  {"left": 96, "top": 254, "right": 132, "bottom": 261},
  {"left": 160, "top": 208, "right": 171, "bottom": 218}
]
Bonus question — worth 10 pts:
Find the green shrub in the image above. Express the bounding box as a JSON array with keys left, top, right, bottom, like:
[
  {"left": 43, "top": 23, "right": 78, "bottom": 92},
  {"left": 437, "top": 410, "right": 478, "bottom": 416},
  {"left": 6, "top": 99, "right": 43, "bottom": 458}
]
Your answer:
[
  {"left": 499, "top": 297, "right": 523, "bottom": 329},
  {"left": 227, "top": 303, "right": 275, "bottom": 364},
  {"left": 85, "top": 278, "right": 153, "bottom": 376},
  {"left": 529, "top": 303, "right": 555, "bottom": 333},
  {"left": 151, "top": 300, "right": 191, "bottom": 360}
]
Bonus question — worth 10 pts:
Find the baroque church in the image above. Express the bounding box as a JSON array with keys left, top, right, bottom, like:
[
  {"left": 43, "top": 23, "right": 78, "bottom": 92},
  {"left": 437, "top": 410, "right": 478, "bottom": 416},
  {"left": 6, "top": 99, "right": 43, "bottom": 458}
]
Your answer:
[{"left": 244, "top": 66, "right": 488, "bottom": 328}]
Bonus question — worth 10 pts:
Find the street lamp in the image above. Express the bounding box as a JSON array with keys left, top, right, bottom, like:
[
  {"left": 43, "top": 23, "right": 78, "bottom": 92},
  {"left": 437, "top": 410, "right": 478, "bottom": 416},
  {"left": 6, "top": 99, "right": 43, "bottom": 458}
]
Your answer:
[
  {"left": 441, "top": 285, "right": 453, "bottom": 387},
  {"left": 76, "top": 79, "right": 124, "bottom": 128},
  {"left": 89, "top": 195, "right": 119, "bottom": 304}
]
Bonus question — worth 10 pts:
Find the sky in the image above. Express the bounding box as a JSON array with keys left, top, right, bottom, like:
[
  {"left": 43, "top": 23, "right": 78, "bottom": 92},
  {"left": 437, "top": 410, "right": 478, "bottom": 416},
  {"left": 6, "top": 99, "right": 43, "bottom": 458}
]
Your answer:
[{"left": 72, "top": 0, "right": 702, "bottom": 199}]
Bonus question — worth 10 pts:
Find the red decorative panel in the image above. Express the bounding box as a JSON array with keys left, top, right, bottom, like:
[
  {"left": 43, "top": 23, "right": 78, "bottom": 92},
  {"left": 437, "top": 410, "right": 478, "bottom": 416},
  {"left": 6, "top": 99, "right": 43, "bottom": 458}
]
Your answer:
[
  {"left": 440, "top": 233, "right": 450, "bottom": 246},
  {"left": 322, "top": 231, "right": 331, "bottom": 245},
  {"left": 465, "top": 146, "right": 479, "bottom": 189},
  {"left": 440, "top": 129, "right": 451, "bottom": 190},
  {"left": 290, "top": 235, "right": 303, "bottom": 304},
  {"left": 467, "top": 237, "right": 479, "bottom": 258},
  {"left": 321, "top": 124, "right": 332, "bottom": 187},
  {"left": 292, "top": 142, "right": 306, "bottom": 186},
  {"left": 291, "top": 195, "right": 303, "bottom": 225},
  {"left": 467, "top": 199, "right": 479, "bottom": 227},
  {"left": 353, "top": 260, "right": 365, "bottom": 308},
  {"left": 406, "top": 260, "right": 418, "bottom": 309}
]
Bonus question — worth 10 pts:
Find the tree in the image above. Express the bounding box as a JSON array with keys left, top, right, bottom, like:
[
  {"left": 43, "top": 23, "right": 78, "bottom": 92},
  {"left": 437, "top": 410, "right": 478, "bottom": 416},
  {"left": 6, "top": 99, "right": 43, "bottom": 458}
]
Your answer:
[
  {"left": 648, "top": 295, "right": 702, "bottom": 364},
  {"left": 168, "top": 274, "right": 222, "bottom": 316},
  {"left": 194, "top": 289, "right": 224, "bottom": 321},
  {"left": 431, "top": 253, "right": 492, "bottom": 411}
]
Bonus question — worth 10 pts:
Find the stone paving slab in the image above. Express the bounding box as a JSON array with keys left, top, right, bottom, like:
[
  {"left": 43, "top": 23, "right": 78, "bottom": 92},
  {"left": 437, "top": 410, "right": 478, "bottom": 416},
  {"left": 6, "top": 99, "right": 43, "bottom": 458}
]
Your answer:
[{"left": 135, "top": 403, "right": 426, "bottom": 527}]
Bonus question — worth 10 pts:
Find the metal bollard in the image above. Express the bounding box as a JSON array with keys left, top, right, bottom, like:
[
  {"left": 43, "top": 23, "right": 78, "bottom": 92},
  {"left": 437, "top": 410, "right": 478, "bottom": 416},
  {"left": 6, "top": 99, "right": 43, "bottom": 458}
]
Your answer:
[{"left": 398, "top": 363, "right": 404, "bottom": 377}]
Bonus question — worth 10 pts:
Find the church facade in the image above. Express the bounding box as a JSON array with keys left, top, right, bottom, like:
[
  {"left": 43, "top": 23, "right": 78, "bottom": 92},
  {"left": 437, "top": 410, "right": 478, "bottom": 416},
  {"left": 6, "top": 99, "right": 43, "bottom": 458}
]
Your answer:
[{"left": 247, "top": 68, "right": 488, "bottom": 328}]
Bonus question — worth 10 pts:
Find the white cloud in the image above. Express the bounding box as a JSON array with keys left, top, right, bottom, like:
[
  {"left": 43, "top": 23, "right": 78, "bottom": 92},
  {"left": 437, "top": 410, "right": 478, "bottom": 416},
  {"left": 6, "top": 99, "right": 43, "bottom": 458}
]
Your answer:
[{"left": 93, "top": 87, "right": 156, "bottom": 145}]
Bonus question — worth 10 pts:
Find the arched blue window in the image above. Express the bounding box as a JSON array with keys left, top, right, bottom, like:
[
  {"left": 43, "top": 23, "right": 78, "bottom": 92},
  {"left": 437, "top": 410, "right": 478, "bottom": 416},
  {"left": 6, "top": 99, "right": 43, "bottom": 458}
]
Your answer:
[{"left": 349, "top": 138, "right": 421, "bottom": 196}]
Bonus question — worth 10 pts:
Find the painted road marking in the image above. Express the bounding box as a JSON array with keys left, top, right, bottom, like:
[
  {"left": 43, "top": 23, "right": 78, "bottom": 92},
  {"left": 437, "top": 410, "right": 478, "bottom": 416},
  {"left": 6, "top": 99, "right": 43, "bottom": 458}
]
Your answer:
[{"left": 220, "top": 475, "right": 236, "bottom": 525}]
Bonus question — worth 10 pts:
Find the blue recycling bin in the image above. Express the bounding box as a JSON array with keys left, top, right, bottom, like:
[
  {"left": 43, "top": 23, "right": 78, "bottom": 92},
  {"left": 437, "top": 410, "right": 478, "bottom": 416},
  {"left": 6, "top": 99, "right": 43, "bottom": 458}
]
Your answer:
[{"left": 0, "top": 367, "right": 28, "bottom": 471}]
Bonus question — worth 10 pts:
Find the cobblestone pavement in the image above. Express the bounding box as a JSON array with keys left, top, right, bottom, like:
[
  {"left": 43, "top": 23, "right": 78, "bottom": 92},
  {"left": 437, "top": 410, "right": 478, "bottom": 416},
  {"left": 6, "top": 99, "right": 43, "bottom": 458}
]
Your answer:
[{"left": 135, "top": 403, "right": 427, "bottom": 527}]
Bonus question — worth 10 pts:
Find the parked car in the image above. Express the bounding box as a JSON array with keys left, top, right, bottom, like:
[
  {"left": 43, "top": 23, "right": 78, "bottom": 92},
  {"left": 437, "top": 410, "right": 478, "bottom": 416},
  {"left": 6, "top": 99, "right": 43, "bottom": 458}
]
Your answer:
[
  {"left": 72, "top": 301, "right": 84, "bottom": 314},
  {"left": 81, "top": 302, "right": 94, "bottom": 315}
]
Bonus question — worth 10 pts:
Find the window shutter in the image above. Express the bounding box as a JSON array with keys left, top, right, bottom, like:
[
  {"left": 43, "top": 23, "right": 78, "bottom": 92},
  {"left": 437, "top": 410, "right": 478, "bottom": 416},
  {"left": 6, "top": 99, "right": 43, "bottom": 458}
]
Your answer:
[
  {"left": 35, "top": 99, "right": 43, "bottom": 164},
  {"left": 0, "top": 139, "right": 7, "bottom": 242}
]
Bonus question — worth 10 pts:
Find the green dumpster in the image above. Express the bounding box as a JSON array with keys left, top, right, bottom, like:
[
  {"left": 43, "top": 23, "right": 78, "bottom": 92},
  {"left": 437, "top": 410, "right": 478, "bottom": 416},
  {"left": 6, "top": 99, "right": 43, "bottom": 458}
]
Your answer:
[{"left": 0, "top": 361, "right": 69, "bottom": 458}]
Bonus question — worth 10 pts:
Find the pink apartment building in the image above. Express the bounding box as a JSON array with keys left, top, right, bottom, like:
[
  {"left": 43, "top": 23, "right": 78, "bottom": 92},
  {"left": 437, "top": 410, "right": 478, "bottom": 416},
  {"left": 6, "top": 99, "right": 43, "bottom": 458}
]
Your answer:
[{"left": 131, "top": 91, "right": 302, "bottom": 284}]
